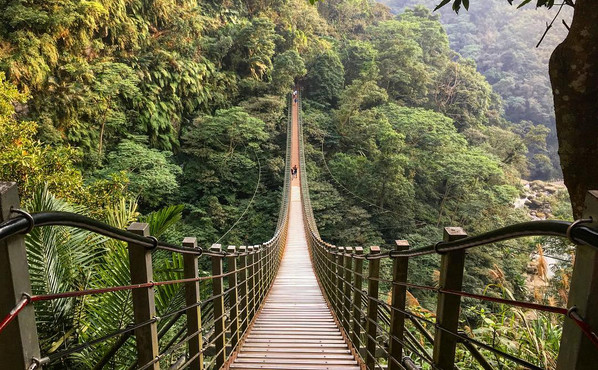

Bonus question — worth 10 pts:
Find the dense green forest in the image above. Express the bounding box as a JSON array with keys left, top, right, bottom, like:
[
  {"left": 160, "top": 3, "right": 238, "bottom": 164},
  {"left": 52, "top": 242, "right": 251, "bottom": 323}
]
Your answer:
[
  {"left": 0, "top": 0, "right": 574, "bottom": 368},
  {"left": 381, "top": 0, "right": 571, "bottom": 180},
  {"left": 299, "top": 3, "right": 571, "bottom": 366}
]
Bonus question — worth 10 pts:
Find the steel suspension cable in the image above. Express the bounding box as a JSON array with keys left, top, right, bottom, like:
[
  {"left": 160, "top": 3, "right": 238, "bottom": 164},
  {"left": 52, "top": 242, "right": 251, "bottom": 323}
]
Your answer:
[{"left": 214, "top": 149, "right": 262, "bottom": 245}]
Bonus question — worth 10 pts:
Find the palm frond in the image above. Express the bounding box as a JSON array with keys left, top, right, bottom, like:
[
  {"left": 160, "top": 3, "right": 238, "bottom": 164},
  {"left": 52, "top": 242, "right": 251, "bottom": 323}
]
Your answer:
[
  {"left": 139, "top": 204, "right": 184, "bottom": 237},
  {"left": 24, "top": 185, "right": 107, "bottom": 355}
]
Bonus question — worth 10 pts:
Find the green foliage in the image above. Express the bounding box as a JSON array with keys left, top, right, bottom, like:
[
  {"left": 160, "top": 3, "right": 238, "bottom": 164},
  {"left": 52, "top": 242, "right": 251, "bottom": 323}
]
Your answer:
[
  {"left": 139, "top": 204, "right": 185, "bottom": 237},
  {"left": 305, "top": 49, "right": 345, "bottom": 106},
  {"left": 271, "top": 50, "right": 307, "bottom": 93},
  {"left": 22, "top": 186, "right": 187, "bottom": 368},
  {"left": 465, "top": 125, "right": 529, "bottom": 178},
  {"left": 462, "top": 301, "right": 561, "bottom": 368},
  {"left": 240, "top": 17, "right": 278, "bottom": 79},
  {"left": 398, "top": 7, "right": 451, "bottom": 68},
  {"left": 380, "top": 104, "right": 512, "bottom": 228},
  {"left": 0, "top": 73, "right": 85, "bottom": 201},
  {"left": 431, "top": 58, "right": 493, "bottom": 130},
  {"left": 179, "top": 107, "right": 273, "bottom": 245},
  {"left": 340, "top": 39, "right": 378, "bottom": 85},
  {"left": 74, "top": 198, "right": 140, "bottom": 369},
  {"left": 367, "top": 19, "right": 430, "bottom": 104},
  {"left": 24, "top": 187, "right": 107, "bottom": 359},
  {"left": 88, "top": 62, "right": 141, "bottom": 161},
  {"left": 381, "top": 0, "right": 569, "bottom": 179},
  {"left": 436, "top": 0, "right": 559, "bottom": 14},
  {"left": 97, "top": 139, "right": 182, "bottom": 209}
]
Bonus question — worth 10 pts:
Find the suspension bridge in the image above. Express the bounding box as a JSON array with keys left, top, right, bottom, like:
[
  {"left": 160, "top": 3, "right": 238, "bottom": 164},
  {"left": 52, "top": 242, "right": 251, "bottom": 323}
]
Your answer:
[{"left": 1, "top": 93, "right": 598, "bottom": 369}]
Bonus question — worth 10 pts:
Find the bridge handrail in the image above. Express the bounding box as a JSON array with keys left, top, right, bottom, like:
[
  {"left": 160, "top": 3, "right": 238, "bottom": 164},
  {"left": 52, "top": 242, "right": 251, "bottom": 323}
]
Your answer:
[
  {"left": 0, "top": 95, "right": 295, "bottom": 370},
  {"left": 0, "top": 211, "right": 202, "bottom": 255},
  {"left": 304, "top": 219, "right": 598, "bottom": 259},
  {"left": 297, "top": 93, "right": 320, "bottom": 238},
  {"left": 295, "top": 91, "right": 598, "bottom": 369}
]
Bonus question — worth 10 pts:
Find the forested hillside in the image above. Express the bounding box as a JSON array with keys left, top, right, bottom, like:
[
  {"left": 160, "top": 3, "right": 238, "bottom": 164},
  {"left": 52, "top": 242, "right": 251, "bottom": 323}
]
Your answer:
[
  {"left": 0, "top": 0, "right": 572, "bottom": 367},
  {"left": 381, "top": 0, "right": 572, "bottom": 179},
  {"left": 0, "top": 0, "right": 317, "bottom": 245},
  {"left": 299, "top": 1, "right": 571, "bottom": 366}
]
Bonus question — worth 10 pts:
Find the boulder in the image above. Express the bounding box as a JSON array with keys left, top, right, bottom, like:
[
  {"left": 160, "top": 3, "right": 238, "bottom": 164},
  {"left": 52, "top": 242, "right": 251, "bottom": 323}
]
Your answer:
[{"left": 530, "top": 199, "right": 543, "bottom": 209}]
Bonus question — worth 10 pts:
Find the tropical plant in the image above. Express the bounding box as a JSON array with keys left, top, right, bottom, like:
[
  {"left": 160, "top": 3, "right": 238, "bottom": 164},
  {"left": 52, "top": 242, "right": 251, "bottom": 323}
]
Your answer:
[
  {"left": 76, "top": 200, "right": 187, "bottom": 368},
  {"left": 20, "top": 184, "right": 188, "bottom": 368},
  {"left": 97, "top": 139, "right": 182, "bottom": 209},
  {"left": 0, "top": 73, "right": 85, "bottom": 202},
  {"left": 24, "top": 186, "right": 107, "bottom": 363}
]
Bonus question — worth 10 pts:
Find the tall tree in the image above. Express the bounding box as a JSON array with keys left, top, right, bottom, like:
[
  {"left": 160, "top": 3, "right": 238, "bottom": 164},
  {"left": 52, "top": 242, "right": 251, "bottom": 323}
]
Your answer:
[
  {"left": 305, "top": 49, "right": 345, "bottom": 106},
  {"left": 548, "top": 0, "right": 598, "bottom": 218}
]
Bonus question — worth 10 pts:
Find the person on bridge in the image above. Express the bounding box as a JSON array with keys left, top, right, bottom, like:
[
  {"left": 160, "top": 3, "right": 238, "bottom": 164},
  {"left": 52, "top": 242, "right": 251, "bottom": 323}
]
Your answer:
[
  {"left": 291, "top": 165, "right": 298, "bottom": 179},
  {"left": 292, "top": 89, "right": 297, "bottom": 103}
]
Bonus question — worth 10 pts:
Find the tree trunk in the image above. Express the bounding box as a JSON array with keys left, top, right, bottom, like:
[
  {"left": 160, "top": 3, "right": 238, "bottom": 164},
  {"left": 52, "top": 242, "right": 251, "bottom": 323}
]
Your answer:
[{"left": 549, "top": 0, "right": 598, "bottom": 218}]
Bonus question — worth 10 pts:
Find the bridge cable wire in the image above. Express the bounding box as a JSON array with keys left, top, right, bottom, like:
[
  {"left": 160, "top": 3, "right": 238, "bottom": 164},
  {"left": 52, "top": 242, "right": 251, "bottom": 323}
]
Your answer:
[
  {"left": 213, "top": 148, "right": 262, "bottom": 246},
  {"left": 28, "top": 282, "right": 241, "bottom": 367}
]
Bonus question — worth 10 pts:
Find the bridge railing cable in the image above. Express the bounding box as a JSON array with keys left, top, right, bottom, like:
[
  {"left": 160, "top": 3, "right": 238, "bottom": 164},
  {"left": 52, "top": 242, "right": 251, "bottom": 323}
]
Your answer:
[
  {"left": 0, "top": 96, "right": 294, "bottom": 369},
  {"left": 296, "top": 91, "right": 598, "bottom": 369}
]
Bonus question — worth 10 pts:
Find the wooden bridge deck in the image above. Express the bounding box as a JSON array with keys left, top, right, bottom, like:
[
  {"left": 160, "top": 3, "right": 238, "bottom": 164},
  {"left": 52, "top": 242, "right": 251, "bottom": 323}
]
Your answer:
[{"left": 229, "top": 184, "right": 360, "bottom": 370}]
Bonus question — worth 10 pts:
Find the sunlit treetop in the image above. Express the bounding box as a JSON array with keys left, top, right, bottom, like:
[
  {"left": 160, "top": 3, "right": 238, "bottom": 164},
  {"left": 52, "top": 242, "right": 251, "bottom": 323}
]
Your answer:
[{"left": 309, "top": 0, "right": 566, "bottom": 13}]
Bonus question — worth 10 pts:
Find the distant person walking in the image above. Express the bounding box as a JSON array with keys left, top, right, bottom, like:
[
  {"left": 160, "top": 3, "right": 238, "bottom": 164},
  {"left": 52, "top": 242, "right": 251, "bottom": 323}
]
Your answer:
[
  {"left": 293, "top": 89, "right": 298, "bottom": 103},
  {"left": 291, "top": 165, "right": 298, "bottom": 179}
]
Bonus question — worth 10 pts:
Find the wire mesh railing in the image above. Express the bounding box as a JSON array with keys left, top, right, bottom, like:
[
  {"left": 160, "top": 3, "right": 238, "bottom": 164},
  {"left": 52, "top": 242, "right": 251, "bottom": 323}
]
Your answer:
[
  {"left": 0, "top": 96, "right": 295, "bottom": 370},
  {"left": 296, "top": 90, "right": 598, "bottom": 369}
]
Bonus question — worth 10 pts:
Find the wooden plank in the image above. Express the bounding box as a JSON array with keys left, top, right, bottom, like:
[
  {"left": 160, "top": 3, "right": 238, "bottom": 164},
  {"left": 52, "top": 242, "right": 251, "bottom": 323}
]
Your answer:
[
  {"left": 234, "top": 358, "right": 359, "bottom": 364},
  {"left": 127, "top": 223, "right": 159, "bottom": 370},
  {"left": 228, "top": 246, "right": 240, "bottom": 350},
  {"left": 365, "top": 246, "right": 381, "bottom": 369},
  {"left": 243, "top": 345, "right": 351, "bottom": 356},
  {"left": 388, "top": 240, "right": 409, "bottom": 370},
  {"left": 182, "top": 237, "right": 203, "bottom": 370},
  {"left": 557, "top": 190, "right": 598, "bottom": 369},
  {"left": 211, "top": 244, "right": 227, "bottom": 369},
  {"left": 237, "top": 353, "right": 355, "bottom": 359},
  {"left": 351, "top": 247, "right": 364, "bottom": 349},
  {"left": 230, "top": 365, "right": 360, "bottom": 370},
  {"left": 244, "top": 339, "right": 347, "bottom": 344},
  {"left": 243, "top": 342, "right": 350, "bottom": 346},
  {"left": 0, "top": 182, "right": 41, "bottom": 369},
  {"left": 342, "top": 246, "right": 353, "bottom": 333}
]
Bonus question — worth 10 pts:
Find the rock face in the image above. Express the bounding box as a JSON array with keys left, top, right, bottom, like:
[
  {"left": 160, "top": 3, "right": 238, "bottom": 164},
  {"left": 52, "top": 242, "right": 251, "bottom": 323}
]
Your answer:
[{"left": 515, "top": 180, "right": 566, "bottom": 220}]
